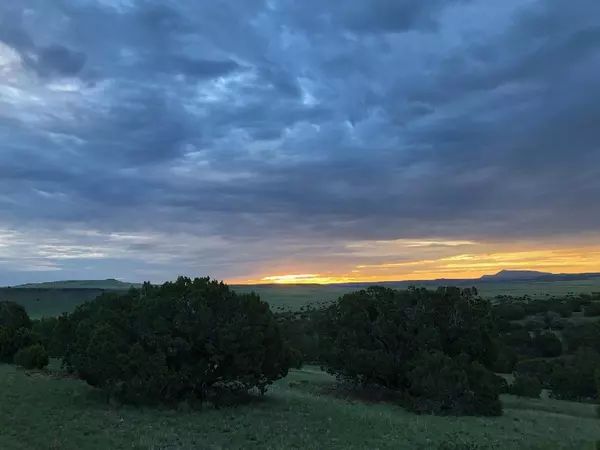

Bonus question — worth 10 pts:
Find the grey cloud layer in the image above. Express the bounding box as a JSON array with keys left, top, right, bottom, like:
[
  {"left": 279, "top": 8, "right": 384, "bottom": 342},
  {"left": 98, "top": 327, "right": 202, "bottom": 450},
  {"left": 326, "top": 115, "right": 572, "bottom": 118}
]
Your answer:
[{"left": 1, "top": 0, "right": 599, "bottom": 281}]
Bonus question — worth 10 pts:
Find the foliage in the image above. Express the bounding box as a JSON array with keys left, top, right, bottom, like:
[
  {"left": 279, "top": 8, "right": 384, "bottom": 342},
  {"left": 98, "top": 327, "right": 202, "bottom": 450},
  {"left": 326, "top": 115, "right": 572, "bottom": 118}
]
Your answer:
[
  {"left": 563, "top": 320, "right": 600, "bottom": 354},
  {"left": 492, "top": 303, "right": 526, "bottom": 321},
  {"left": 62, "top": 277, "right": 294, "bottom": 406},
  {"left": 501, "top": 330, "right": 537, "bottom": 358},
  {"left": 584, "top": 302, "right": 600, "bottom": 317},
  {"left": 524, "top": 318, "right": 546, "bottom": 332},
  {"left": 275, "top": 306, "right": 324, "bottom": 366},
  {"left": 406, "top": 351, "right": 502, "bottom": 416},
  {"left": 508, "top": 375, "right": 542, "bottom": 398},
  {"left": 0, "top": 301, "right": 31, "bottom": 330},
  {"left": 514, "top": 358, "right": 557, "bottom": 389},
  {"left": 549, "top": 347, "right": 600, "bottom": 401},
  {"left": 531, "top": 331, "right": 562, "bottom": 357},
  {"left": 597, "top": 369, "right": 600, "bottom": 418},
  {"left": 14, "top": 344, "right": 49, "bottom": 370},
  {"left": 318, "top": 286, "right": 501, "bottom": 416},
  {"left": 31, "top": 317, "right": 61, "bottom": 358},
  {"left": 493, "top": 343, "right": 517, "bottom": 374}
]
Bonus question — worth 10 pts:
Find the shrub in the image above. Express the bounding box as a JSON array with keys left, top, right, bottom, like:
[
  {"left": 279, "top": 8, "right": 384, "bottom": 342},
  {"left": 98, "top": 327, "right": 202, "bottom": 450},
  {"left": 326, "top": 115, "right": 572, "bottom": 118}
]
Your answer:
[
  {"left": 31, "top": 316, "right": 65, "bottom": 359},
  {"left": 62, "top": 277, "right": 294, "bottom": 407},
  {"left": 596, "top": 370, "right": 600, "bottom": 418},
  {"left": 0, "top": 302, "right": 34, "bottom": 363},
  {"left": 549, "top": 347, "right": 600, "bottom": 401},
  {"left": 502, "top": 330, "right": 536, "bottom": 358},
  {"left": 508, "top": 375, "right": 542, "bottom": 398},
  {"left": 0, "top": 301, "right": 31, "bottom": 330},
  {"left": 492, "top": 303, "right": 526, "bottom": 321},
  {"left": 563, "top": 321, "right": 600, "bottom": 354},
  {"left": 493, "top": 344, "right": 518, "bottom": 374},
  {"left": 14, "top": 344, "right": 49, "bottom": 370},
  {"left": 514, "top": 358, "right": 557, "bottom": 389},
  {"left": 0, "top": 326, "right": 38, "bottom": 363},
  {"left": 276, "top": 307, "right": 323, "bottom": 365},
  {"left": 318, "top": 286, "right": 501, "bottom": 416},
  {"left": 524, "top": 318, "right": 546, "bottom": 332},
  {"left": 570, "top": 298, "right": 582, "bottom": 313},
  {"left": 406, "top": 351, "right": 502, "bottom": 416},
  {"left": 584, "top": 302, "right": 600, "bottom": 317},
  {"left": 531, "top": 332, "right": 562, "bottom": 357}
]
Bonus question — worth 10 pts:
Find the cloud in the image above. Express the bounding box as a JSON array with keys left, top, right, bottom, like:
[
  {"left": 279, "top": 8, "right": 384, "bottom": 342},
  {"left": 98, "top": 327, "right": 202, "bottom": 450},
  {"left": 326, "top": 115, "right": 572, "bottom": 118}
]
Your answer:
[{"left": 1, "top": 0, "right": 599, "bottom": 283}]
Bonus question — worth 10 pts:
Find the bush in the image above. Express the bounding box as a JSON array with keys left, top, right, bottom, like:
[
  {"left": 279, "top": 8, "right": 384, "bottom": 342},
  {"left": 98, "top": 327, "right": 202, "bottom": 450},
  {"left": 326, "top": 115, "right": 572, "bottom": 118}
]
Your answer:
[
  {"left": 0, "top": 301, "right": 31, "bottom": 330},
  {"left": 563, "top": 321, "right": 600, "bottom": 354},
  {"left": 547, "top": 300, "right": 573, "bottom": 318},
  {"left": 14, "top": 344, "right": 49, "bottom": 370},
  {"left": 502, "top": 330, "right": 537, "bottom": 358},
  {"left": 493, "top": 344, "right": 517, "bottom": 374},
  {"left": 584, "top": 302, "right": 600, "bottom": 317},
  {"left": 31, "top": 316, "right": 65, "bottom": 359},
  {"left": 596, "top": 370, "right": 600, "bottom": 418},
  {"left": 276, "top": 307, "right": 323, "bottom": 365},
  {"left": 508, "top": 375, "right": 542, "bottom": 398},
  {"left": 62, "top": 277, "right": 294, "bottom": 407},
  {"left": 492, "top": 303, "right": 526, "bottom": 321},
  {"left": 406, "top": 351, "right": 502, "bottom": 416},
  {"left": 531, "top": 332, "right": 562, "bottom": 357},
  {"left": 318, "top": 286, "right": 501, "bottom": 416},
  {"left": 0, "top": 301, "right": 34, "bottom": 363},
  {"left": 549, "top": 347, "right": 600, "bottom": 401},
  {"left": 514, "top": 358, "right": 557, "bottom": 389},
  {"left": 524, "top": 318, "right": 546, "bottom": 332}
]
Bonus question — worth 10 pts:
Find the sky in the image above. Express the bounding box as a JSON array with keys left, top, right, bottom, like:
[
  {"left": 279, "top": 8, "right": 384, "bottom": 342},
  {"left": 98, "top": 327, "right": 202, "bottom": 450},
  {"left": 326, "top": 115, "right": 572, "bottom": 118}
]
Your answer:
[{"left": 1, "top": 0, "right": 599, "bottom": 286}]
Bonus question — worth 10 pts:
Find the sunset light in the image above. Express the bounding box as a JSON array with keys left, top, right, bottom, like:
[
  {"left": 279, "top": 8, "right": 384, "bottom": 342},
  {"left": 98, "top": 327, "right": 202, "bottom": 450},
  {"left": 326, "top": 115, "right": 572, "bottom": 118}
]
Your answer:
[{"left": 243, "top": 245, "right": 600, "bottom": 285}]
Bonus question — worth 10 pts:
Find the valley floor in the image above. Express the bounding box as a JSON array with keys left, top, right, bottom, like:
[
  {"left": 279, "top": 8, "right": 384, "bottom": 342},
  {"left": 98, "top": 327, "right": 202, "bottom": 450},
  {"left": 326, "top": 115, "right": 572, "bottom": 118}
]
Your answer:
[{"left": 0, "top": 364, "right": 598, "bottom": 450}]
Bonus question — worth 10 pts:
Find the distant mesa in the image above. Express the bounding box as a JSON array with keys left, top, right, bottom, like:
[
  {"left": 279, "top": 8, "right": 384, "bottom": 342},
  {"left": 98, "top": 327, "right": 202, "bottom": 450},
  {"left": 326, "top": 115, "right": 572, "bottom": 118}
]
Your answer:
[{"left": 479, "top": 270, "right": 552, "bottom": 281}]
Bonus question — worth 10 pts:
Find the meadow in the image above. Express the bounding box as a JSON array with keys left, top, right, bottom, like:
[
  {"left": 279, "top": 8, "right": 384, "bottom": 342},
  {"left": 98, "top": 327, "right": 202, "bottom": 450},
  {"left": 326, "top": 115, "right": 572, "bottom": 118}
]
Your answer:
[
  {"left": 0, "top": 362, "right": 598, "bottom": 450},
  {"left": 1, "top": 278, "right": 599, "bottom": 450}
]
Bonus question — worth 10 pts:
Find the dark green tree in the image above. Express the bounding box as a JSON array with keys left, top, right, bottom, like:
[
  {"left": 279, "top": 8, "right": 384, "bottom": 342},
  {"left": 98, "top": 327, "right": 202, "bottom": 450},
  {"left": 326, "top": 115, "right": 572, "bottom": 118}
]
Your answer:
[
  {"left": 0, "top": 301, "right": 34, "bottom": 362},
  {"left": 14, "top": 344, "right": 49, "bottom": 370},
  {"left": 63, "top": 277, "right": 294, "bottom": 407},
  {"left": 531, "top": 331, "right": 562, "bottom": 357},
  {"left": 508, "top": 375, "right": 542, "bottom": 398},
  {"left": 549, "top": 347, "right": 600, "bottom": 401},
  {"left": 318, "top": 286, "right": 501, "bottom": 416}
]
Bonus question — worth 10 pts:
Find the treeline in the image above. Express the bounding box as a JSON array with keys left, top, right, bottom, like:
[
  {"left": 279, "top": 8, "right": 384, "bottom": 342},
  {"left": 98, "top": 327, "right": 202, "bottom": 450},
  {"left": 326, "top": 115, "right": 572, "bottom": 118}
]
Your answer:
[
  {"left": 1, "top": 280, "right": 599, "bottom": 418},
  {"left": 277, "top": 290, "right": 600, "bottom": 405}
]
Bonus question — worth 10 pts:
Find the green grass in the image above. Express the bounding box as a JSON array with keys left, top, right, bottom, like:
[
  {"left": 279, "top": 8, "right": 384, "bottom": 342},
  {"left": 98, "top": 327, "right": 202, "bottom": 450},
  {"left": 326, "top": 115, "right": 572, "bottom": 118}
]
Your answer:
[{"left": 0, "top": 364, "right": 598, "bottom": 450}]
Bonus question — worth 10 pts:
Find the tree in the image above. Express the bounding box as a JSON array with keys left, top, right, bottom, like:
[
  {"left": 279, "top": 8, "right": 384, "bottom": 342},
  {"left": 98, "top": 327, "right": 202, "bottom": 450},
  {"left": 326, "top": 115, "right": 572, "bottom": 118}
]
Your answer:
[
  {"left": 563, "top": 320, "right": 600, "bottom": 354},
  {"left": 508, "top": 375, "right": 542, "bottom": 398},
  {"left": 492, "top": 303, "right": 526, "bottom": 321},
  {"left": 0, "top": 301, "right": 34, "bottom": 362},
  {"left": 14, "top": 344, "right": 49, "bottom": 370},
  {"left": 531, "top": 331, "right": 562, "bottom": 357},
  {"left": 584, "top": 302, "right": 600, "bottom": 317},
  {"left": 62, "top": 277, "right": 294, "bottom": 407},
  {"left": 514, "top": 358, "right": 558, "bottom": 389},
  {"left": 0, "top": 301, "right": 31, "bottom": 330},
  {"left": 549, "top": 347, "right": 600, "bottom": 401},
  {"left": 318, "top": 286, "right": 501, "bottom": 416}
]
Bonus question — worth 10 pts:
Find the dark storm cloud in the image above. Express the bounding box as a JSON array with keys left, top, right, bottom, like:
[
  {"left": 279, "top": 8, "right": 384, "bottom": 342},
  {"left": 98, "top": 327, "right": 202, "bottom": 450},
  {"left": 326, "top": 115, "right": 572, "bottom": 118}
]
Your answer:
[{"left": 1, "top": 0, "right": 600, "bottom": 281}]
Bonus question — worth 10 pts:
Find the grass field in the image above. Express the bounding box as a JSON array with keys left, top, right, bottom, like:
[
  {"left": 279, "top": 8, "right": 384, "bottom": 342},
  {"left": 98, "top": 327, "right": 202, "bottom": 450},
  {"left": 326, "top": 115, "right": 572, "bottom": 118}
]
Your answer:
[
  {"left": 0, "top": 363, "right": 598, "bottom": 450},
  {"left": 3, "top": 277, "right": 600, "bottom": 318}
]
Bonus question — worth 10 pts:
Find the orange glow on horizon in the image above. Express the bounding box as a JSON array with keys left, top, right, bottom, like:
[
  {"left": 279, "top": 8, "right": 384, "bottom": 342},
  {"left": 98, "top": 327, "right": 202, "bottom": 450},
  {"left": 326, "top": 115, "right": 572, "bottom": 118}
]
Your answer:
[{"left": 232, "top": 245, "right": 600, "bottom": 285}]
